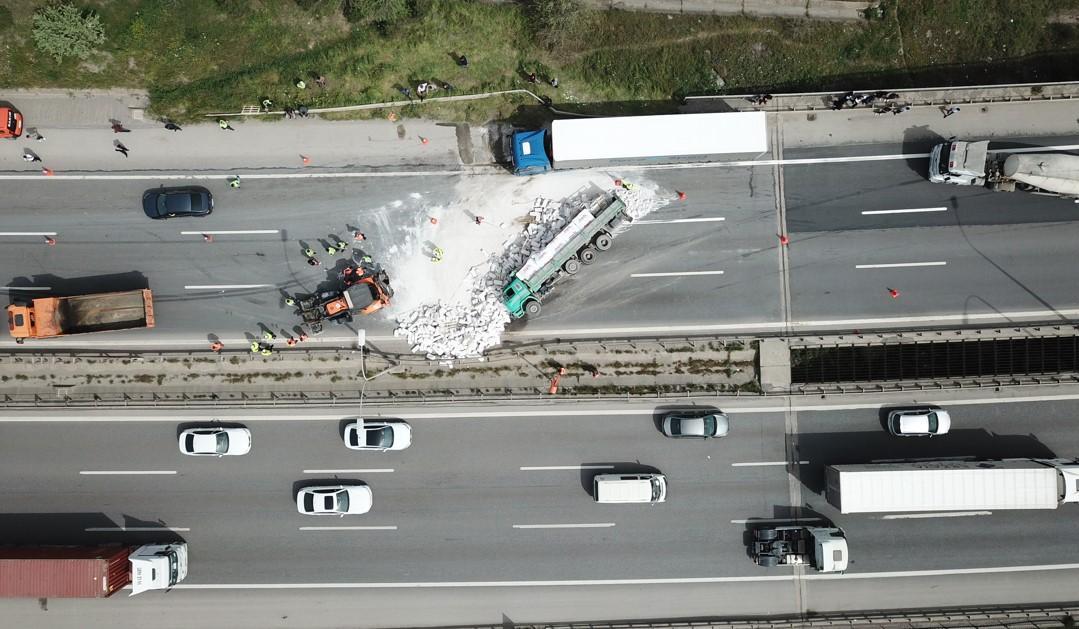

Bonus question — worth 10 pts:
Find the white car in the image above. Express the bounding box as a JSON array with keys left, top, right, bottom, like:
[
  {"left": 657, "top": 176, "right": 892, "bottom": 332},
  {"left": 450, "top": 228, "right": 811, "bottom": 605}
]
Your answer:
[
  {"left": 661, "top": 412, "right": 729, "bottom": 438},
  {"left": 887, "top": 409, "right": 951, "bottom": 437},
  {"left": 296, "top": 485, "right": 373, "bottom": 516},
  {"left": 178, "top": 427, "right": 252, "bottom": 456},
  {"left": 343, "top": 419, "right": 412, "bottom": 451}
]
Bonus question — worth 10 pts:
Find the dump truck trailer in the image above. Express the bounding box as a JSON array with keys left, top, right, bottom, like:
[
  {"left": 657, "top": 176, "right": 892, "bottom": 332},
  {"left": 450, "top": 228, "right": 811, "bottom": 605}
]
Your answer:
[
  {"left": 825, "top": 458, "right": 1079, "bottom": 514},
  {"left": 928, "top": 139, "right": 1079, "bottom": 197},
  {"left": 502, "top": 194, "right": 632, "bottom": 318},
  {"left": 751, "top": 526, "right": 848, "bottom": 573},
  {"left": 0, "top": 543, "right": 188, "bottom": 597},
  {"left": 7, "top": 289, "right": 155, "bottom": 341}
]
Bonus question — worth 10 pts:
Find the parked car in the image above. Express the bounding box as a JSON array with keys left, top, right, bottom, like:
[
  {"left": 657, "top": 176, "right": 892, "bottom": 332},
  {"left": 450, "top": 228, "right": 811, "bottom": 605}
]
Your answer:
[
  {"left": 296, "top": 485, "right": 373, "bottom": 516},
  {"left": 343, "top": 419, "right": 412, "bottom": 451},
  {"left": 661, "top": 412, "right": 729, "bottom": 438},
  {"left": 178, "top": 426, "right": 252, "bottom": 456},
  {"left": 142, "top": 186, "right": 213, "bottom": 219},
  {"left": 887, "top": 408, "right": 951, "bottom": 437}
]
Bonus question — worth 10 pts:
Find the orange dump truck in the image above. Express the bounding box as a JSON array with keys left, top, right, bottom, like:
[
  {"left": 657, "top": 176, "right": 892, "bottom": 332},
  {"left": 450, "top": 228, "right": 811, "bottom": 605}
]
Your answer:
[
  {"left": 0, "top": 106, "right": 23, "bottom": 139},
  {"left": 7, "top": 289, "right": 155, "bottom": 341}
]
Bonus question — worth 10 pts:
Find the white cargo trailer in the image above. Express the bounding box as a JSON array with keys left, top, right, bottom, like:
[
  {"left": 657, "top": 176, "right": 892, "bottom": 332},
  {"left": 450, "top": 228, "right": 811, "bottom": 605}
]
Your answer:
[{"left": 825, "top": 458, "right": 1079, "bottom": 514}]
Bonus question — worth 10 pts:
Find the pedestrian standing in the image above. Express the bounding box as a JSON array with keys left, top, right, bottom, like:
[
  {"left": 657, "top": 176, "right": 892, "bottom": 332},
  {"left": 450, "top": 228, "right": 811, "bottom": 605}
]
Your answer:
[
  {"left": 892, "top": 105, "right": 912, "bottom": 116},
  {"left": 262, "top": 98, "right": 273, "bottom": 111},
  {"left": 304, "top": 247, "right": 316, "bottom": 258},
  {"left": 297, "top": 105, "right": 309, "bottom": 118},
  {"left": 284, "top": 106, "right": 295, "bottom": 119},
  {"left": 260, "top": 347, "right": 273, "bottom": 356},
  {"left": 457, "top": 54, "right": 469, "bottom": 68},
  {"left": 307, "top": 257, "right": 321, "bottom": 266},
  {"left": 299, "top": 332, "right": 309, "bottom": 342},
  {"left": 22, "top": 151, "right": 41, "bottom": 162},
  {"left": 550, "top": 77, "right": 559, "bottom": 88},
  {"left": 210, "top": 341, "right": 224, "bottom": 352},
  {"left": 398, "top": 86, "right": 413, "bottom": 101},
  {"left": 315, "top": 75, "right": 327, "bottom": 89},
  {"left": 111, "top": 122, "right": 131, "bottom": 133},
  {"left": 326, "top": 245, "right": 338, "bottom": 256},
  {"left": 27, "top": 129, "right": 45, "bottom": 142},
  {"left": 219, "top": 119, "right": 235, "bottom": 131},
  {"left": 441, "top": 81, "right": 455, "bottom": 92},
  {"left": 229, "top": 176, "right": 241, "bottom": 188},
  {"left": 354, "top": 231, "right": 366, "bottom": 241},
  {"left": 417, "top": 82, "right": 429, "bottom": 102},
  {"left": 474, "top": 215, "right": 484, "bottom": 225},
  {"left": 335, "top": 240, "right": 349, "bottom": 250},
  {"left": 286, "top": 337, "right": 298, "bottom": 347},
  {"left": 296, "top": 79, "right": 306, "bottom": 89},
  {"left": 164, "top": 122, "right": 182, "bottom": 131},
  {"left": 942, "top": 105, "right": 961, "bottom": 118},
  {"left": 250, "top": 341, "right": 261, "bottom": 353},
  {"left": 527, "top": 71, "right": 538, "bottom": 84},
  {"left": 115, "top": 142, "right": 130, "bottom": 157},
  {"left": 285, "top": 297, "right": 296, "bottom": 307}
]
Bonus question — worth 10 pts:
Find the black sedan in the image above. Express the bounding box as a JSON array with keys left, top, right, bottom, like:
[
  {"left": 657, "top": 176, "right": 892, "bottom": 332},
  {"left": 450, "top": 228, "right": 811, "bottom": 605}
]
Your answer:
[{"left": 142, "top": 186, "right": 213, "bottom": 219}]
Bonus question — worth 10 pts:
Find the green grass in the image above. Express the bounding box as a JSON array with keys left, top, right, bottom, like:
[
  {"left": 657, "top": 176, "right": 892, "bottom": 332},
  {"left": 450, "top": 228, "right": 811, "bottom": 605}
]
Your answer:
[{"left": 0, "top": 0, "right": 1078, "bottom": 123}]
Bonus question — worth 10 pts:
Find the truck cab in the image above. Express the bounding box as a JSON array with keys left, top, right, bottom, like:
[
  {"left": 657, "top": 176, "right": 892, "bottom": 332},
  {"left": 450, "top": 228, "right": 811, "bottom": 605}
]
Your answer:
[
  {"left": 6, "top": 305, "right": 34, "bottom": 339},
  {"left": 929, "top": 140, "right": 988, "bottom": 185},
  {"left": 0, "top": 107, "right": 23, "bottom": 139},
  {"left": 511, "top": 130, "right": 551, "bottom": 175},
  {"left": 752, "top": 525, "right": 848, "bottom": 573},
  {"left": 129, "top": 543, "right": 188, "bottom": 594},
  {"left": 501, "top": 278, "right": 539, "bottom": 318}
]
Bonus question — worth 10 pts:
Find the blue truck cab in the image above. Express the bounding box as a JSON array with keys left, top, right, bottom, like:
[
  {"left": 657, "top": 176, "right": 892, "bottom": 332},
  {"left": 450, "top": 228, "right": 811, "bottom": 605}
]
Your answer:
[{"left": 512, "top": 129, "right": 552, "bottom": 175}]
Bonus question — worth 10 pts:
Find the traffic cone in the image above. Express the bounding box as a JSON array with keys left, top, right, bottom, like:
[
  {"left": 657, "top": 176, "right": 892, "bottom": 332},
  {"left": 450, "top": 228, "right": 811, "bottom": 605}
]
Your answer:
[
  {"left": 420, "top": 136, "right": 429, "bottom": 145},
  {"left": 779, "top": 234, "right": 789, "bottom": 246},
  {"left": 548, "top": 374, "right": 561, "bottom": 395},
  {"left": 42, "top": 167, "right": 54, "bottom": 176},
  {"left": 301, "top": 154, "right": 311, "bottom": 165},
  {"left": 210, "top": 341, "right": 224, "bottom": 352},
  {"left": 203, "top": 233, "right": 214, "bottom": 243},
  {"left": 614, "top": 179, "right": 622, "bottom": 188},
  {"left": 388, "top": 112, "right": 398, "bottom": 122},
  {"left": 887, "top": 287, "right": 901, "bottom": 299},
  {"left": 677, "top": 190, "right": 687, "bottom": 201},
  {"left": 44, "top": 236, "right": 56, "bottom": 246},
  {"left": 429, "top": 216, "right": 438, "bottom": 225}
]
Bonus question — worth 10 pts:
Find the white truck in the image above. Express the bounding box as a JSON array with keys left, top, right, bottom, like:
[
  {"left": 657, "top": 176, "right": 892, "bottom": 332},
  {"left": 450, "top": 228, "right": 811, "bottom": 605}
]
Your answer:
[
  {"left": 825, "top": 458, "right": 1079, "bottom": 514},
  {"left": 750, "top": 525, "right": 848, "bottom": 573},
  {"left": 929, "top": 139, "right": 1079, "bottom": 197}
]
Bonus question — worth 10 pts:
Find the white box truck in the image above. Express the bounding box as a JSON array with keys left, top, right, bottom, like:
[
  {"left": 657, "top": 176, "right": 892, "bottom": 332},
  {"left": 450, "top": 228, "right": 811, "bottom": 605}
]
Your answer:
[
  {"left": 825, "top": 458, "right": 1079, "bottom": 514},
  {"left": 928, "top": 139, "right": 1079, "bottom": 197}
]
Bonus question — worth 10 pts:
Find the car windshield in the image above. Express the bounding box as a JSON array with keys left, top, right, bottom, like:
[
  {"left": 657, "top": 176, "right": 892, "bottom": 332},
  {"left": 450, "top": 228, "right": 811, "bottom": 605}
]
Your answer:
[
  {"left": 334, "top": 490, "right": 349, "bottom": 512},
  {"left": 927, "top": 413, "right": 938, "bottom": 432},
  {"left": 184, "top": 435, "right": 195, "bottom": 451},
  {"left": 303, "top": 494, "right": 315, "bottom": 512},
  {"left": 167, "top": 552, "right": 179, "bottom": 585},
  {"left": 702, "top": 415, "right": 717, "bottom": 435},
  {"left": 215, "top": 432, "right": 229, "bottom": 453},
  {"left": 367, "top": 426, "right": 393, "bottom": 447}
]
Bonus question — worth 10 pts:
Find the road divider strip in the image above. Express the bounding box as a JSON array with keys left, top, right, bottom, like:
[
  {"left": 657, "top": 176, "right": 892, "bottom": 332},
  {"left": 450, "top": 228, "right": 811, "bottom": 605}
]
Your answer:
[
  {"left": 855, "top": 261, "right": 947, "bottom": 269},
  {"left": 881, "top": 511, "right": 992, "bottom": 519},
  {"left": 861, "top": 207, "right": 948, "bottom": 215},
  {"left": 513, "top": 523, "right": 616, "bottom": 529},
  {"left": 302, "top": 469, "right": 394, "bottom": 474},
  {"left": 79, "top": 470, "right": 177, "bottom": 475}
]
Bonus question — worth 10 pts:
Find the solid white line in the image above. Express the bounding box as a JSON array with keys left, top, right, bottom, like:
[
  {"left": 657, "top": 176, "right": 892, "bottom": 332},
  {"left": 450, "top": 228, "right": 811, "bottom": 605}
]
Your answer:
[
  {"left": 630, "top": 270, "right": 724, "bottom": 278},
  {"left": 0, "top": 286, "right": 51, "bottom": 291},
  {"left": 79, "top": 470, "right": 177, "bottom": 475},
  {"left": 169, "top": 562, "right": 1079, "bottom": 589},
  {"left": 881, "top": 511, "right": 992, "bottom": 520},
  {"left": 0, "top": 231, "right": 57, "bottom": 236},
  {"left": 184, "top": 284, "right": 274, "bottom": 290},
  {"left": 180, "top": 230, "right": 281, "bottom": 235},
  {"left": 85, "top": 527, "right": 190, "bottom": 532},
  {"left": 731, "top": 461, "right": 809, "bottom": 467},
  {"left": 520, "top": 465, "right": 615, "bottom": 471},
  {"left": 302, "top": 469, "right": 394, "bottom": 474},
  {"left": 513, "top": 523, "right": 616, "bottom": 529},
  {"left": 855, "top": 261, "right": 947, "bottom": 269},
  {"left": 862, "top": 207, "right": 948, "bottom": 215},
  {"left": 299, "top": 526, "right": 398, "bottom": 531},
  {"left": 635, "top": 217, "right": 726, "bottom": 225},
  {"left": 730, "top": 518, "right": 823, "bottom": 524}
]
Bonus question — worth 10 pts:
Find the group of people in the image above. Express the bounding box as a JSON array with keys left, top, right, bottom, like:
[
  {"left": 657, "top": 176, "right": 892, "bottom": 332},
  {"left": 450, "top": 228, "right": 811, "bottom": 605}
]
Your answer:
[{"left": 831, "top": 90, "right": 901, "bottom": 111}]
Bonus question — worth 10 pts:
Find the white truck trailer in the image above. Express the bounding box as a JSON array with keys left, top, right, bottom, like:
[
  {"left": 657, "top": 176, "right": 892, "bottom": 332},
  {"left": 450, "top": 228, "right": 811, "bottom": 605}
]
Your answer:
[
  {"left": 928, "top": 139, "right": 1079, "bottom": 197},
  {"left": 825, "top": 458, "right": 1079, "bottom": 514}
]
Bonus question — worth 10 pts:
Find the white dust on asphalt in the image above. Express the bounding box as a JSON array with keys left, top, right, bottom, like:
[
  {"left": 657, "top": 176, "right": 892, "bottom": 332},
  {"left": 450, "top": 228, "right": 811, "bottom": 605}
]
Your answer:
[{"left": 387, "top": 173, "right": 668, "bottom": 359}]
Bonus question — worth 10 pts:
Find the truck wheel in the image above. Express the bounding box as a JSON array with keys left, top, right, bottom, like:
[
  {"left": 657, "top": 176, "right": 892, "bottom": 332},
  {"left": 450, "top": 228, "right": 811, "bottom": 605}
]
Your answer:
[
  {"left": 579, "top": 248, "right": 597, "bottom": 265},
  {"left": 757, "top": 555, "right": 780, "bottom": 568},
  {"left": 563, "top": 258, "right": 581, "bottom": 274},
  {"left": 593, "top": 232, "right": 613, "bottom": 251},
  {"left": 755, "top": 528, "right": 778, "bottom": 541},
  {"left": 525, "top": 300, "right": 541, "bottom": 316}
]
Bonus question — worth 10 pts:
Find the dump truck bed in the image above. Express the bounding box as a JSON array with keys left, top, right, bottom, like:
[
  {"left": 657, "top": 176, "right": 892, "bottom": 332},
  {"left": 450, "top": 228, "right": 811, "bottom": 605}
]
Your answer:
[{"left": 35, "top": 289, "right": 154, "bottom": 337}]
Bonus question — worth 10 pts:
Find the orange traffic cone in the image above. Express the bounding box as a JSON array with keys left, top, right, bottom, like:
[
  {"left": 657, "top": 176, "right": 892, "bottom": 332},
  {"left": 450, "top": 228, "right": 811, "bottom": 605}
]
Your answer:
[
  {"left": 429, "top": 216, "right": 438, "bottom": 225},
  {"left": 677, "top": 190, "right": 687, "bottom": 201},
  {"left": 420, "top": 136, "right": 429, "bottom": 145},
  {"left": 44, "top": 236, "right": 56, "bottom": 246},
  {"left": 42, "top": 167, "right": 54, "bottom": 176},
  {"left": 887, "top": 287, "right": 901, "bottom": 299},
  {"left": 203, "top": 233, "right": 214, "bottom": 243},
  {"left": 301, "top": 154, "right": 311, "bottom": 165},
  {"left": 778, "top": 234, "right": 789, "bottom": 246}
]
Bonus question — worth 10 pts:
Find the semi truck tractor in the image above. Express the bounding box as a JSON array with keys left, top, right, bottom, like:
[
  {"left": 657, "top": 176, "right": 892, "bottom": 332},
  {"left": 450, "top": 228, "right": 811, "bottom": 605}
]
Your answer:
[
  {"left": 0, "top": 543, "right": 188, "bottom": 597},
  {"left": 510, "top": 111, "right": 768, "bottom": 174},
  {"left": 928, "top": 139, "right": 1079, "bottom": 197},
  {"left": 750, "top": 525, "right": 848, "bottom": 573},
  {"left": 6, "top": 289, "right": 155, "bottom": 341},
  {"left": 502, "top": 194, "right": 632, "bottom": 318},
  {"left": 826, "top": 458, "right": 1079, "bottom": 514}
]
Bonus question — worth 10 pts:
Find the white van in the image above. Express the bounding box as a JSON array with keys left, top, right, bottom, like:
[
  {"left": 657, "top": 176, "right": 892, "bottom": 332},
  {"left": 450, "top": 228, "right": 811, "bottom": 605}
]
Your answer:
[{"left": 593, "top": 473, "right": 667, "bottom": 504}]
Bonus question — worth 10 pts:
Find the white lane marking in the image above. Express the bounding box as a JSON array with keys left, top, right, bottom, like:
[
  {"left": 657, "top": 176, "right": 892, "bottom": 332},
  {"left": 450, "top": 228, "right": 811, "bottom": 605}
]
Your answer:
[
  {"left": 299, "top": 526, "right": 398, "bottom": 531},
  {"left": 513, "top": 523, "right": 616, "bottom": 529},
  {"left": 630, "top": 270, "right": 724, "bottom": 278},
  {"left": 0, "top": 286, "right": 51, "bottom": 291},
  {"left": 86, "top": 527, "right": 190, "bottom": 532},
  {"left": 520, "top": 465, "right": 615, "bottom": 471},
  {"left": 881, "top": 511, "right": 992, "bottom": 519},
  {"left": 302, "top": 468, "right": 394, "bottom": 474},
  {"left": 730, "top": 518, "right": 823, "bottom": 524},
  {"left": 169, "top": 561, "right": 1079, "bottom": 589},
  {"left": 731, "top": 461, "right": 809, "bottom": 467},
  {"left": 79, "top": 470, "right": 177, "bottom": 475},
  {"left": 0, "top": 231, "right": 58, "bottom": 236},
  {"left": 184, "top": 284, "right": 274, "bottom": 290},
  {"left": 514, "top": 307, "right": 1079, "bottom": 337},
  {"left": 855, "top": 261, "right": 947, "bottom": 269},
  {"left": 635, "top": 217, "right": 726, "bottom": 225},
  {"left": 861, "top": 207, "right": 948, "bottom": 215},
  {"left": 180, "top": 230, "right": 280, "bottom": 235}
]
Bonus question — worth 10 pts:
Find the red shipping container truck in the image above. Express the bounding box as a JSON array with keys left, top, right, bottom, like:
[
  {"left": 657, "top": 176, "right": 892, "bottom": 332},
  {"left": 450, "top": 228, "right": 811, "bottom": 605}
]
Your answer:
[{"left": 0, "top": 543, "right": 188, "bottom": 598}]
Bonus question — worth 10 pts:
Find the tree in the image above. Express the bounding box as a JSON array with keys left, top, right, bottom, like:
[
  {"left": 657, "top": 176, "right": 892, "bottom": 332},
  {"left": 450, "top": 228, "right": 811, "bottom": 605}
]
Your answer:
[
  {"left": 32, "top": 3, "right": 106, "bottom": 63},
  {"left": 527, "top": 0, "right": 587, "bottom": 49}
]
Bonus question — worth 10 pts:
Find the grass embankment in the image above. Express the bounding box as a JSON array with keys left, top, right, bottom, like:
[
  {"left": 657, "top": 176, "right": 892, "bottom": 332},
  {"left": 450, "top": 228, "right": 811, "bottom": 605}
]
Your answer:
[{"left": 0, "top": 0, "right": 1077, "bottom": 123}]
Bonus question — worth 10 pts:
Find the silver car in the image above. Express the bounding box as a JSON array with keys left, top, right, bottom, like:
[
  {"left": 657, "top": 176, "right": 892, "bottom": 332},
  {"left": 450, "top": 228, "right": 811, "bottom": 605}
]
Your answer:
[
  {"left": 343, "top": 419, "right": 412, "bottom": 451},
  {"left": 887, "top": 409, "right": 951, "bottom": 437},
  {"left": 178, "top": 427, "right": 252, "bottom": 456},
  {"left": 296, "top": 485, "right": 373, "bottom": 516},
  {"left": 661, "top": 412, "right": 730, "bottom": 438}
]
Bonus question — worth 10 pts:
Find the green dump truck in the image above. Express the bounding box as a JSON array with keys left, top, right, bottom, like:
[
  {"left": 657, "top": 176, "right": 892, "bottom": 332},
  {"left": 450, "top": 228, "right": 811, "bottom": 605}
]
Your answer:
[{"left": 502, "top": 195, "right": 632, "bottom": 318}]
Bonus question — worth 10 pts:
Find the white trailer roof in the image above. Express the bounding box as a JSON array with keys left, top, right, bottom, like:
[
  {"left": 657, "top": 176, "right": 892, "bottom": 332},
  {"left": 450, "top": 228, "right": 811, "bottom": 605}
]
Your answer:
[
  {"left": 551, "top": 112, "right": 767, "bottom": 163},
  {"left": 831, "top": 462, "right": 1060, "bottom": 513}
]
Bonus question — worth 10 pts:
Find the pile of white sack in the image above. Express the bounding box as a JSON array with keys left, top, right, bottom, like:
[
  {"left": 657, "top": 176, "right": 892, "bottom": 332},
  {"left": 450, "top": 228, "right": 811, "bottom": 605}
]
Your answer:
[{"left": 394, "top": 185, "right": 666, "bottom": 359}]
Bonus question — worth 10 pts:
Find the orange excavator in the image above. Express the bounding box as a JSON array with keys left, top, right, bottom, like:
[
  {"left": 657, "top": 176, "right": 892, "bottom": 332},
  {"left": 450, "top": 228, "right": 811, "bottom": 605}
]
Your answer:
[{"left": 297, "top": 266, "right": 392, "bottom": 333}]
